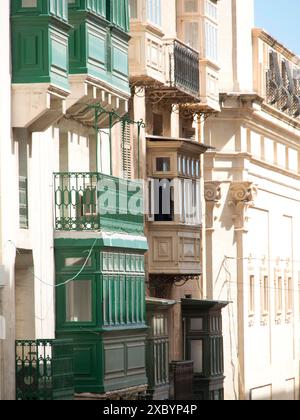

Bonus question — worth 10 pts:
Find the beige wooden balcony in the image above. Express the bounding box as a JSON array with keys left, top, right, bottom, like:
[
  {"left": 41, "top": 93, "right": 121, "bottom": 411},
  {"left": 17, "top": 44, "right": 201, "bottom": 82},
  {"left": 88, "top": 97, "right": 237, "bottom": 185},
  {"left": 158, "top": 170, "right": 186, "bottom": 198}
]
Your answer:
[
  {"left": 146, "top": 135, "right": 210, "bottom": 277},
  {"left": 147, "top": 223, "right": 202, "bottom": 276},
  {"left": 129, "top": 24, "right": 200, "bottom": 103}
]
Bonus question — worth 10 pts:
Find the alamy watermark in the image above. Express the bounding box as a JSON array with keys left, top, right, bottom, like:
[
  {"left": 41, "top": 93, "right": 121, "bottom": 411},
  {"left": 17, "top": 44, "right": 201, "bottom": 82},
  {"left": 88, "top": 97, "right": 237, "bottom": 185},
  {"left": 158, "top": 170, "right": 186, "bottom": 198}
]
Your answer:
[{"left": 56, "top": 176, "right": 201, "bottom": 223}]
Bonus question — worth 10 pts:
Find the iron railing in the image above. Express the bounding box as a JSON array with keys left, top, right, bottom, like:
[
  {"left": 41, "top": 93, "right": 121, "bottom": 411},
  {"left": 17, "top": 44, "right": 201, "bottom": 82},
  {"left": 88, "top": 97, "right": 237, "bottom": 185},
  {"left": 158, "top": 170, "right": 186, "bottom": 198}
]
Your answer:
[
  {"left": 54, "top": 172, "right": 144, "bottom": 234},
  {"left": 170, "top": 40, "right": 200, "bottom": 98},
  {"left": 266, "top": 51, "right": 300, "bottom": 118},
  {"left": 16, "top": 339, "right": 74, "bottom": 400}
]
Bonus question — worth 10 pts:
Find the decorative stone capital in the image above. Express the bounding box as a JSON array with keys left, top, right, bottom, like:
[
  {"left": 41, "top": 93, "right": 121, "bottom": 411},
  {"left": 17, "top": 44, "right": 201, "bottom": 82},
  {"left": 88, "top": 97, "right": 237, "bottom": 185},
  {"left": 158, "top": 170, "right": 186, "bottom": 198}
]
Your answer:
[
  {"left": 205, "top": 182, "right": 222, "bottom": 229},
  {"left": 204, "top": 181, "right": 222, "bottom": 203},
  {"left": 229, "top": 182, "right": 258, "bottom": 230}
]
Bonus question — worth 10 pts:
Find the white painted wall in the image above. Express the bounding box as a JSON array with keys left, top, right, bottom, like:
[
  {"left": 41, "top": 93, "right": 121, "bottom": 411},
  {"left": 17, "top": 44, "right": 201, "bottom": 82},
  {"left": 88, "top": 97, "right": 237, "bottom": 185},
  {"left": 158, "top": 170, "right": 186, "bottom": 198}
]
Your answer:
[
  {"left": 0, "top": 0, "right": 18, "bottom": 401},
  {"left": 218, "top": 0, "right": 254, "bottom": 93},
  {"left": 204, "top": 110, "right": 300, "bottom": 400},
  {"left": 29, "top": 128, "right": 60, "bottom": 339}
]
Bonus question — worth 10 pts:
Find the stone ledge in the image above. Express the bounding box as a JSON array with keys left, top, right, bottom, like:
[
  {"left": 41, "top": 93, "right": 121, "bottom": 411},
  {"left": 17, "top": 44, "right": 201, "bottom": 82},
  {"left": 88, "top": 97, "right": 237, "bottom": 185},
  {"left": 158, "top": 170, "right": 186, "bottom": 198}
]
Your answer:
[{"left": 75, "top": 385, "right": 148, "bottom": 401}]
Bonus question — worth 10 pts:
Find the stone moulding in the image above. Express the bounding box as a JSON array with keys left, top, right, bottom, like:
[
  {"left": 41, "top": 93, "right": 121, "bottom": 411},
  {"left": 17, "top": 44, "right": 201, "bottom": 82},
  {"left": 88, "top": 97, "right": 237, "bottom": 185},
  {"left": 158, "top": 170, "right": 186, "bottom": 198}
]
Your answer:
[
  {"left": 204, "top": 181, "right": 222, "bottom": 230},
  {"left": 229, "top": 182, "right": 258, "bottom": 230}
]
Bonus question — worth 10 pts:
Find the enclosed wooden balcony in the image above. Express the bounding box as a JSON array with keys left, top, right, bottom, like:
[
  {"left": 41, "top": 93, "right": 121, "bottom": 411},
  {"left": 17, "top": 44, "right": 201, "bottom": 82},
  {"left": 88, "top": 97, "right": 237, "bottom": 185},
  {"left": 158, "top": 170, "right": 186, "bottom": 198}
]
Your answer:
[
  {"left": 176, "top": 0, "right": 221, "bottom": 112},
  {"left": 66, "top": 0, "right": 130, "bottom": 119},
  {"left": 11, "top": 0, "right": 71, "bottom": 130},
  {"left": 147, "top": 223, "right": 202, "bottom": 276},
  {"left": 146, "top": 136, "right": 209, "bottom": 277},
  {"left": 130, "top": 30, "right": 200, "bottom": 103}
]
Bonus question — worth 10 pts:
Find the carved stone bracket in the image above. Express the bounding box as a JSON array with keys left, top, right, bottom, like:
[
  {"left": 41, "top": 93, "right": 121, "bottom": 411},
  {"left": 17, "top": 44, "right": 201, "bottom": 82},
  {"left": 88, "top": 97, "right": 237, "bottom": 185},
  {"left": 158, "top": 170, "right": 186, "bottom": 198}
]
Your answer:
[
  {"left": 229, "top": 182, "right": 258, "bottom": 230},
  {"left": 204, "top": 181, "right": 222, "bottom": 229}
]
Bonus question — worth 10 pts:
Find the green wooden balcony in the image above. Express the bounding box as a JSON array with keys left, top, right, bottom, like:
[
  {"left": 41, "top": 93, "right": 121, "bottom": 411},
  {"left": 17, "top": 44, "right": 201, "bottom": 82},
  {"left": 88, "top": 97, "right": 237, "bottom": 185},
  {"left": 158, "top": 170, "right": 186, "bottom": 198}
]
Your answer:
[
  {"left": 55, "top": 246, "right": 147, "bottom": 394},
  {"left": 11, "top": 0, "right": 70, "bottom": 91},
  {"left": 54, "top": 172, "right": 144, "bottom": 235},
  {"left": 68, "top": 0, "right": 130, "bottom": 94},
  {"left": 12, "top": 0, "right": 68, "bottom": 22}
]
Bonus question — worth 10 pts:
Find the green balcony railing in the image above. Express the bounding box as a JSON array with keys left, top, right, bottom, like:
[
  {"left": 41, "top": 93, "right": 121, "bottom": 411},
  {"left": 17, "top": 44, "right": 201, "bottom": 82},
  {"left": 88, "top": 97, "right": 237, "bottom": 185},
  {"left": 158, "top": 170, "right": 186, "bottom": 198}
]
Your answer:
[
  {"left": 16, "top": 339, "right": 74, "bottom": 401},
  {"left": 54, "top": 172, "right": 144, "bottom": 235}
]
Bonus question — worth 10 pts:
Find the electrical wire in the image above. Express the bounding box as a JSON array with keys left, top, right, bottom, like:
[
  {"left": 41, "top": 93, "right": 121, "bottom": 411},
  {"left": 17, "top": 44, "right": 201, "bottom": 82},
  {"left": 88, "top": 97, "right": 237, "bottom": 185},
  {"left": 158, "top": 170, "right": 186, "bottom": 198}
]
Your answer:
[{"left": 8, "top": 239, "right": 98, "bottom": 288}]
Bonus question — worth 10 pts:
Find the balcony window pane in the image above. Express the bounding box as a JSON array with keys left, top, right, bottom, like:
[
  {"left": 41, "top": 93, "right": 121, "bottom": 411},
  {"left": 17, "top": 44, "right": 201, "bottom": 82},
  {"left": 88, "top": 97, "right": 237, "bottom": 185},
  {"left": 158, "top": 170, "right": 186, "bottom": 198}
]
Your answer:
[
  {"left": 184, "top": 22, "right": 199, "bottom": 51},
  {"left": 181, "top": 179, "right": 186, "bottom": 223},
  {"left": 66, "top": 280, "right": 92, "bottom": 323},
  {"left": 65, "top": 257, "right": 92, "bottom": 268},
  {"left": 154, "top": 179, "right": 174, "bottom": 222},
  {"left": 190, "top": 318, "right": 203, "bottom": 331},
  {"left": 22, "top": 0, "right": 37, "bottom": 7},
  {"left": 191, "top": 340, "right": 203, "bottom": 374},
  {"left": 184, "top": 0, "right": 198, "bottom": 13},
  {"left": 196, "top": 160, "right": 200, "bottom": 177},
  {"left": 205, "top": 21, "right": 218, "bottom": 62},
  {"left": 182, "top": 157, "right": 186, "bottom": 174},
  {"left": 147, "top": 0, "right": 162, "bottom": 26},
  {"left": 205, "top": 0, "right": 218, "bottom": 20},
  {"left": 156, "top": 157, "right": 171, "bottom": 172},
  {"left": 191, "top": 160, "right": 195, "bottom": 176},
  {"left": 187, "top": 159, "right": 191, "bottom": 175},
  {"left": 178, "top": 156, "right": 182, "bottom": 173}
]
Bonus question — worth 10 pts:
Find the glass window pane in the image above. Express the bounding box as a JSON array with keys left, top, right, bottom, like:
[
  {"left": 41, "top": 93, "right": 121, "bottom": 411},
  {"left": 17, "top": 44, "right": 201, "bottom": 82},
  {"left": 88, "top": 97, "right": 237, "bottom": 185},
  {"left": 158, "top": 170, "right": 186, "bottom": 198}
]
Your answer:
[
  {"left": 22, "top": 0, "right": 37, "bottom": 7},
  {"left": 182, "top": 157, "right": 186, "bottom": 174},
  {"left": 184, "top": 22, "right": 200, "bottom": 51},
  {"left": 191, "top": 340, "right": 203, "bottom": 374},
  {"left": 156, "top": 157, "right": 171, "bottom": 172},
  {"left": 184, "top": 0, "right": 198, "bottom": 13},
  {"left": 191, "top": 160, "right": 195, "bottom": 176},
  {"left": 196, "top": 160, "right": 200, "bottom": 177},
  {"left": 178, "top": 156, "right": 182, "bottom": 173},
  {"left": 190, "top": 318, "right": 204, "bottom": 331},
  {"left": 147, "top": 0, "right": 162, "bottom": 26},
  {"left": 187, "top": 159, "right": 191, "bottom": 175},
  {"left": 66, "top": 280, "right": 92, "bottom": 323},
  {"left": 65, "top": 257, "right": 92, "bottom": 267}
]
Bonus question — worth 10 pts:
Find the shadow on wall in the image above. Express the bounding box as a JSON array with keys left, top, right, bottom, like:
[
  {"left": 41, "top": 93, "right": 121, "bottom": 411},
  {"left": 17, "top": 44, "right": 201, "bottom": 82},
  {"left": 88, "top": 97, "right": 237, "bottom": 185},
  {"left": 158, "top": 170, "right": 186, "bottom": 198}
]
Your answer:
[
  {"left": 219, "top": 188, "right": 235, "bottom": 233},
  {"left": 247, "top": 381, "right": 298, "bottom": 400}
]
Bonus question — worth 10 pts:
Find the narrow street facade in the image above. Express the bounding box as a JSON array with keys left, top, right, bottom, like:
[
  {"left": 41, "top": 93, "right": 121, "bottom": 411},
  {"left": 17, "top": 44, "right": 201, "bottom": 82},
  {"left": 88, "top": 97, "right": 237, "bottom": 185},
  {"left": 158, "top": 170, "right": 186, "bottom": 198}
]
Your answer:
[
  {"left": 0, "top": 0, "right": 299, "bottom": 401},
  {"left": 205, "top": 0, "right": 300, "bottom": 400}
]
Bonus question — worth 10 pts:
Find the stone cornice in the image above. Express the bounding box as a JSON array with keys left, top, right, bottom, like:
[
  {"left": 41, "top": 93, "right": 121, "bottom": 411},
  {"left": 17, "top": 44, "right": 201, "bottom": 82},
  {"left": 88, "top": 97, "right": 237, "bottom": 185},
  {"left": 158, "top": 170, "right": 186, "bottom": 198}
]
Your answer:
[{"left": 253, "top": 28, "right": 299, "bottom": 64}]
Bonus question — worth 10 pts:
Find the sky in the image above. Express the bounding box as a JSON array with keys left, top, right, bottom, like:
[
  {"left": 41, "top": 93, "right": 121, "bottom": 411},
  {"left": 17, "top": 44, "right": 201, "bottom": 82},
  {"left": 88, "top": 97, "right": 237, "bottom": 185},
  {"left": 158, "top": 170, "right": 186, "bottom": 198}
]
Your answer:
[{"left": 255, "top": 0, "right": 300, "bottom": 55}]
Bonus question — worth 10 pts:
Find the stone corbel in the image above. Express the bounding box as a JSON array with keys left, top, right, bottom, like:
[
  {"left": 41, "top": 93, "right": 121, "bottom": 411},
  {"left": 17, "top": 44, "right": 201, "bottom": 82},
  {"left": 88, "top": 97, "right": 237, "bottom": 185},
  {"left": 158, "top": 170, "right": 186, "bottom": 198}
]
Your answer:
[
  {"left": 204, "top": 181, "right": 222, "bottom": 229},
  {"left": 229, "top": 182, "right": 258, "bottom": 230}
]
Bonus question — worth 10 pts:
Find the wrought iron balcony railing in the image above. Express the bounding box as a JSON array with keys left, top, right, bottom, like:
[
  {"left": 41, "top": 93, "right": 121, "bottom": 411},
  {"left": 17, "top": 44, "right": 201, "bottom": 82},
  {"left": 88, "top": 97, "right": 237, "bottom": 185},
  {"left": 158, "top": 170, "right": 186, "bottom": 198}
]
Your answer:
[
  {"left": 266, "top": 51, "right": 300, "bottom": 118},
  {"left": 16, "top": 339, "right": 74, "bottom": 401},
  {"left": 168, "top": 40, "right": 200, "bottom": 99},
  {"left": 54, "top": 172, "right": 144, "bottom": 235}
]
